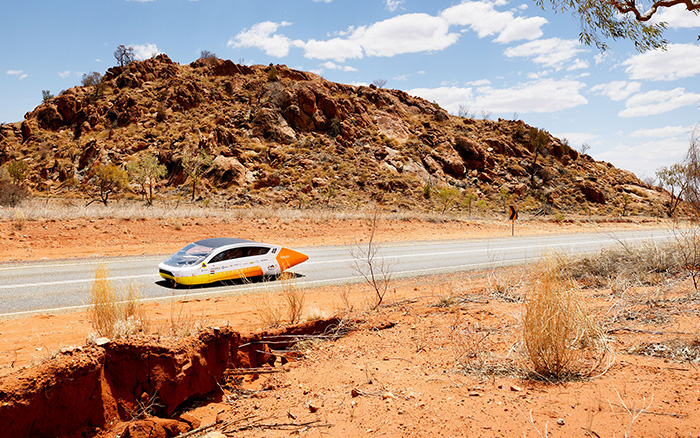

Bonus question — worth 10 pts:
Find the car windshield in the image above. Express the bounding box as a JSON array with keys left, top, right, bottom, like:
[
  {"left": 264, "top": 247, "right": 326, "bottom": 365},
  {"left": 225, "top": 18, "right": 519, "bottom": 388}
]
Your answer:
[{"left": 163, "top": 243, "right": 214, "bottom": 266}]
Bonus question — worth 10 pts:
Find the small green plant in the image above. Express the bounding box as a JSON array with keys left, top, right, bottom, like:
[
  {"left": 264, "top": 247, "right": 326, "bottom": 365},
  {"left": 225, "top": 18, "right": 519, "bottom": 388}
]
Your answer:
[
  {"left": 436, "top": 187, "right": 460, "bottom": 214},
  {"left": 127, "top": 154, "right": 167, "bottom": 206},
  {"left": 7, "top": 159, "right": 29, "bottom": 185},
  {"left": 83, "top": 164, "right": 129, "bottom": 206}
]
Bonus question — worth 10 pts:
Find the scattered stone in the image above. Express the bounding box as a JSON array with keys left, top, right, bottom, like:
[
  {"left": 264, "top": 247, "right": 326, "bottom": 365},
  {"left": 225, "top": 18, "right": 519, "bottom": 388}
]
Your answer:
[
  {"left": 351, "top": 388, "right": 361, "bottom": 397},
  {"left": 308, "top": 402, "right": 321, "bottom": 413},
  {"left": 510, "top": 385, "right": 522, "bottom": 392},
  {"left": 382, "top": 392, "right": 395, "bottom": 400},
  {"left": 557, "top": 418, "right": 565, "bottom": 426},
  {"left": 94, "top": 337, "right": 111, "bottom": 346}
]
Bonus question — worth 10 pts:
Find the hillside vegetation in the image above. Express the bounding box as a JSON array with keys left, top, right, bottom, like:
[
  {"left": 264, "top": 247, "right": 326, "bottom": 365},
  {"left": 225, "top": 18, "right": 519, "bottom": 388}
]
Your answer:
[{"left": 0, "top": 54, "right": 668, "bottom": 215}]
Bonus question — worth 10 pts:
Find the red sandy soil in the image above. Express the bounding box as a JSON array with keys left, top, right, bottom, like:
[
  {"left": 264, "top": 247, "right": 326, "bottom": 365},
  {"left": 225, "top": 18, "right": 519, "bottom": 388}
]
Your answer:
[{"left": 3, "top": 216, "right": 699, "bottom": 437}]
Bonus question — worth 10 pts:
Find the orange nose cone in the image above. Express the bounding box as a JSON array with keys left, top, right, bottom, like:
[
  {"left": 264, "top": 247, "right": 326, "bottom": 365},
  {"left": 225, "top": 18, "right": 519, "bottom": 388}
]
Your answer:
[{"left": 276, "top": 247, "right": 309, "bottom": 271}]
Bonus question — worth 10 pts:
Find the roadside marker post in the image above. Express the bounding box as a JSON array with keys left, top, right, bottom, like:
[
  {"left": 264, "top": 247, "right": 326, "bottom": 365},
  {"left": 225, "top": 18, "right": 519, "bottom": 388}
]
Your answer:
[{"left": 509, "top": 205, "right": 518, "bottom": 236}]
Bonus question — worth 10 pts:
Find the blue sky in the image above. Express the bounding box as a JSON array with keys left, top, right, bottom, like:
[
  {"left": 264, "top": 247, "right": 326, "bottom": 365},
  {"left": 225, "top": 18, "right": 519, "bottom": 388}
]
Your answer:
[{"left": 1, "top": 0, "right": 699, "bottom": 180}]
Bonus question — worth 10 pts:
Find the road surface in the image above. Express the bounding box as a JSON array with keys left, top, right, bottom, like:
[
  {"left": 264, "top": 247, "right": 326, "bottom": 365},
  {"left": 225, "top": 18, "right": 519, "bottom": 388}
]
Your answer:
[{"left": 0, "top": 228, "right": 672, "bottom": 317}]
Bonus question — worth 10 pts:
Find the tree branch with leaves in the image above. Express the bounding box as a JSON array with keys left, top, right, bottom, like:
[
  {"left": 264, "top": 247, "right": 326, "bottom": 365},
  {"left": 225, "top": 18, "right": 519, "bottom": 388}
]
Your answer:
[
  {"left": 181, "top": 149, "right": 214, "bottom": 201},
  {"left": 127, "top": 154, "right": 166, "bottom": 206},
  {"left": 83, "top": 164, "right": 129, "bottom": 206}
]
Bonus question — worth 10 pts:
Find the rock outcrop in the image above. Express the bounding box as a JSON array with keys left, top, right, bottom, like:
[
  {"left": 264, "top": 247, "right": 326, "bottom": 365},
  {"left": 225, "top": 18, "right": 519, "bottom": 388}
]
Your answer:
[{"left": 0, "top": 55, "right": 669, "bottom": 216}]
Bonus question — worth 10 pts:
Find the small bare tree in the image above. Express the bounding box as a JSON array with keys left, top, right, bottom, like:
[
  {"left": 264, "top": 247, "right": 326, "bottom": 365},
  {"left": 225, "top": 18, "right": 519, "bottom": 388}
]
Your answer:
[
  {"left": 372, "top": 78, "right": 388, "bottom": 88},
  {"left": 349, "top": 210, "right": 392, "bottom": 309},
  {"left": 114, "top": 45, "right": 135, "bottom": 67}
]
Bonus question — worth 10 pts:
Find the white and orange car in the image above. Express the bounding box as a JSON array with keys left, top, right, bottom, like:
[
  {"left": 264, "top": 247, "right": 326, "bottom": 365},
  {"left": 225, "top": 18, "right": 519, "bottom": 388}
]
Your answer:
[{"left": 158, "top": 237, "right": 308, "bottom": 286}]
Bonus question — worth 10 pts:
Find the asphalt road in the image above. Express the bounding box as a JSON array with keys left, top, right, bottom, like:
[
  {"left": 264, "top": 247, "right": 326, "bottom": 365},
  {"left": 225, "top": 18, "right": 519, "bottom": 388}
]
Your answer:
[{"left": 0, "top": 228, "right": 672, "bottom": 317}]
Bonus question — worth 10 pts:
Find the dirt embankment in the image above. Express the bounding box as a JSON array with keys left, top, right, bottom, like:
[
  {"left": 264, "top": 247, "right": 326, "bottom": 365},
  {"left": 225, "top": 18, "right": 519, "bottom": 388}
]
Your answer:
[{"left": 0, "top": 319, "right": 341, "bottom": 438}]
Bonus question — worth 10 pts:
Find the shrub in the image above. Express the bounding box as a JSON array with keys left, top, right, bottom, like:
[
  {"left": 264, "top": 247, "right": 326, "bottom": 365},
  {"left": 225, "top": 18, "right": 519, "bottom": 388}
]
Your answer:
[
  {"left": 522, "top": 258, "right": 609, "bottom": 380},
  {"left": 0, "top": 181, "right": 30, "bottom": 206},
  {"left": 89, "top": 264, "right": 148, "bottom": 338}
]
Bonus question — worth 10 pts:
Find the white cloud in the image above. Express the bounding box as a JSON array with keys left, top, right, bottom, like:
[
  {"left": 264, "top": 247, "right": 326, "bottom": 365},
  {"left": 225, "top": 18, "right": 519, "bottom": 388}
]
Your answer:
[
  {"left": 467, "top": 79, "right": 491, "bottom": 86},
  {"left": 409, "top": 78, "right": 587, "bottom": 115},
  {"left": 228, "top": 21, "right": 299, "bottom": 58},
  {"left": 302, "top": 14, "right": 460, "bottom": 61},
  {"left": 303, "top": 38, "right": 364, "bottom": 62},
  {"left": 554, "top": 132, "right": 599, "bottom": 147},
  {"left": 472, "top": 79, "right": 588, "bottom": 113},
  {"left": 597, "top": 137, "right": 688, "bottom": 177},
  {"left": 504, "top": 38, "right": 586, "bottom": 69},
  {"left": 651, "top": 5, "right": 700, "bottom": 28},
  {"left": 624, "top": 44, "right": 700, "bottom": 81},
  {"left": 385, "top": 0, "right": 404, "bottom": 12},
  {"left": 441, "top": 1, "right": 546, "bottom": 43},
  {"left": 393, "top": 74, "right": 409, "bottom": 81},
  {"left": 229, "top": 2, "right": 548, "bottom": 63},
  {"left": 620, "top": 87, "right": 700, "bottom": 117},
  {"left": 353, "top": 14, "right": 460, "bottom": 58},
  {"left": 590, "top": 81, "right": 641, "bottom": 101},
  {"left": 630, "top": 125, "right": 693, "bottom": 138},
  {"left": 313, "top": 0, "right": 332, "bottom": 2},
  {"left": 58, "top": 71, "right": 71, "bottom": 78},
  {"left": 593, "top": 53, "right": 607, "bottom": 65},
  {"left": 408, "top": 86, "right": 474, "bottom": 114},
  {"left": 131, "top": 43, "right": 160, "bottom": 60},
  {"left": 566, "top": 59, "right": 589, "bottom": 71},
  {"left": 526, "top": 70, "right": 552, "bottom": 79},
  {"left": 320, "top": 61, "right": 357, "bottom": 72},
  {"left": 6, "top": 69, "right": 27, "bottom": 80}
]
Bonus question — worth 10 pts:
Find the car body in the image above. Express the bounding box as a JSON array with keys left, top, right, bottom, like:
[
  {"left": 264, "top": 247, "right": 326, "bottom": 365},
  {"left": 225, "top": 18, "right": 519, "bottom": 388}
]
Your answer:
[{"left": 158, "top": 237, "right": 308, "bottom": 286}]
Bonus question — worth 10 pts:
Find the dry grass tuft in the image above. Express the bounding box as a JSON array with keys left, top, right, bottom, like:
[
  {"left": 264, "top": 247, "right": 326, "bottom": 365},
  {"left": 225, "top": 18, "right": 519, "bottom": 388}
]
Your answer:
[
  {"left": 522, "top": 257, "right": 610, "bottom": 381},
  {"left": 280, "top": 273, "right": 306, "bottom": 325},
  {"left": 88, "top": 265, "right": 149, "bottom": 339},
  {"left": 565, "top": 240, "right": 681, "bottom": 289}
]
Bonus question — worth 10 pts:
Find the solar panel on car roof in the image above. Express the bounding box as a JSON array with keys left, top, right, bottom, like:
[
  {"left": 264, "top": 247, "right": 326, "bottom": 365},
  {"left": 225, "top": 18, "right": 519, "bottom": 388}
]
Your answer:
[{"left": 195, "top": 237, "right": 253, "bottom": 248}]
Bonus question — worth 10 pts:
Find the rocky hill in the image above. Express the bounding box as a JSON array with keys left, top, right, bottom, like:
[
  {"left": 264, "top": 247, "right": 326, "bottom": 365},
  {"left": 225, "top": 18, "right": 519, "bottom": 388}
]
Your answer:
[{"left": 0, "top": 54, "right": 669, "bottom": 216}]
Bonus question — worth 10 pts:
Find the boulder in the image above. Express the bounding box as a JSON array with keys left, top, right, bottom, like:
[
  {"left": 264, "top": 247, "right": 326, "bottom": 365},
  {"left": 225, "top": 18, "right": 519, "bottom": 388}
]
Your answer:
[
  {"left": 580, "top": 184, "right": 606, "bottom": 204},
  {"left": 212, "top": 156, "right": 247, "bottom": 187},
  {"left": 35, "top": 104, "right": 64, "bottom": 130}
]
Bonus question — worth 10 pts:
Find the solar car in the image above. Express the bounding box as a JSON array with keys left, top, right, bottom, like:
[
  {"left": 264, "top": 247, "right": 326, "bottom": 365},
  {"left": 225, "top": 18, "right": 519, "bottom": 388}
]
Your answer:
[{"left": 158, "top": 237, "right": 308, "bottom": 286}]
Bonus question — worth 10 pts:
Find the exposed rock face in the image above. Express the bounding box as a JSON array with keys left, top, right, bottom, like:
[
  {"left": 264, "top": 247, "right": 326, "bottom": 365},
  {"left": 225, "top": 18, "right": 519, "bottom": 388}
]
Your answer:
[{"left": 0, "top": 55, "right": 670, "bottom": 216}]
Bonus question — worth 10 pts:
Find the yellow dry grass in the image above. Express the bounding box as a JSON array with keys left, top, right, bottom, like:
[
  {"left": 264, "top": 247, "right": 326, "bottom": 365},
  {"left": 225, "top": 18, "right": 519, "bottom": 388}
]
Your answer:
[
  {"left": 88, "top": 264, "right": 148, "bottom": 339},
  {"left": 522, "top": 257, "right": 610, "bottom": 380}
]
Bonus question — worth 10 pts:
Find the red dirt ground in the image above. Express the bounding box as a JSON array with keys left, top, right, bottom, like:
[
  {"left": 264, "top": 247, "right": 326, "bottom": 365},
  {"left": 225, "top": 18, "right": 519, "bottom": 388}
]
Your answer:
[{"left": 2, "top": 216, "right": 699, "bottom": 437}]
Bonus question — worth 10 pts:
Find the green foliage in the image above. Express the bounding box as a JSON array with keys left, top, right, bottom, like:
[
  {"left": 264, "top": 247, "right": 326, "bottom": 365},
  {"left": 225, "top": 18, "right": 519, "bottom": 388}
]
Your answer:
[
  {"left": 181, "top": 149, "right": 215, "bottom": 201},
  {"left": 41, "top": 90, "right": 54, "bottom": 103},
  {"left": 84, "top": 164, "right": 129, "bottom": 206},
  {"left": 114, "top": 45, "right": 135, "bottom": 67},
  {"left": 535, "top": 0, "right": 668, "bottom": 51},
  {"left": 436, "top": 186, "right": 460, "bottom": 214},
  {"left": 499, "top": 187, "right": 510, "bottom": 213},
  {"left": 423, "top": 180, "right": 432, "bottom": 199},
  {"left": 127, "top": 154, "right": 167, "bottom": 206},
  {"left": 462, "top": 192, "right": 476, "bottom": 215},
  {"left": 267, "top": 65, "right": 278, "bottom": 82},
  {"left": 7, "top": 159, "right": 29, "bottom": 185}
]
